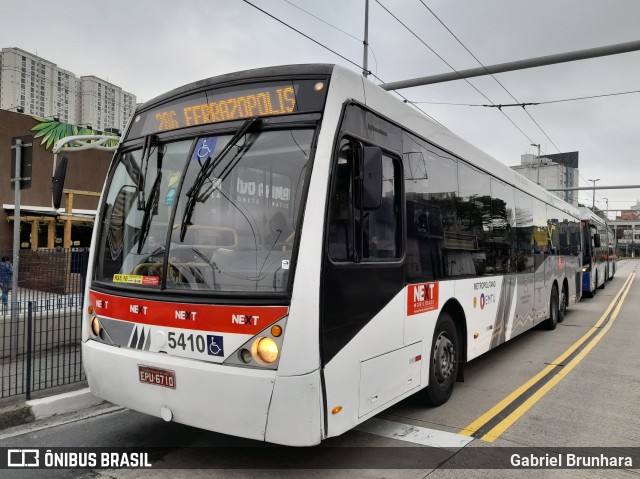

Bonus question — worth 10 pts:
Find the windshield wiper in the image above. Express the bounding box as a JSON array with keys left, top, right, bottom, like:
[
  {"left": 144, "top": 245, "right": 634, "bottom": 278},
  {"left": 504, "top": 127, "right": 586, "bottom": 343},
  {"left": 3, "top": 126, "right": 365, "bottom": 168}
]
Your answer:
[
  {"left": 179, "top": 117, "right": 259, "bottom": 242},
  {"left": 137, "top": 135, "right": 157, "bottom": 210},
  {"left": 137, "top": 172, "right": 162, "bottom": 254}
]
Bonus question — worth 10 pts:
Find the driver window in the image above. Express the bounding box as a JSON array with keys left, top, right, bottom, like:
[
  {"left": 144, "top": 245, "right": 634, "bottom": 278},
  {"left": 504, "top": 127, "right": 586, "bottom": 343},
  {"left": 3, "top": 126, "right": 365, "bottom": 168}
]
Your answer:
[{"left": 327, "top": 139, "right": 400, "bottom": 262}]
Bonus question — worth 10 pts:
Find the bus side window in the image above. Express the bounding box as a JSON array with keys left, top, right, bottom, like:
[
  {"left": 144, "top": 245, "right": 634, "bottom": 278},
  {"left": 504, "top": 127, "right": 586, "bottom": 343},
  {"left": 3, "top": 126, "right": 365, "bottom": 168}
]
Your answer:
[
  {"left": 327, "top": 139, "right": 401, "bottom": 262},
  {"left": 327, "top": 143, "right": 354, "bottom": 261}
]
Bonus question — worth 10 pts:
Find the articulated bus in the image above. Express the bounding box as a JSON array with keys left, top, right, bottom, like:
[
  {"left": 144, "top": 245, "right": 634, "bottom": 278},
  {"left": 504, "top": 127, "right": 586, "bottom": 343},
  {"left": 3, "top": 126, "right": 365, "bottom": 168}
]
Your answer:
[
  {"left": 83, "top": 64, "right": 583, "bottom": 446},
  {"left": 579, "top": 206, "right": 610, "bottom": 296}
]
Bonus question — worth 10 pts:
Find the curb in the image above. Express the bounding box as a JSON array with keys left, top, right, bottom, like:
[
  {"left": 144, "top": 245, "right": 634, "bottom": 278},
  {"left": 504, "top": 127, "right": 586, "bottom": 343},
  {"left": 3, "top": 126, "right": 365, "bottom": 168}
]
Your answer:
[{"left": 0, "top": 388, "right": 105, "bottom": 430}]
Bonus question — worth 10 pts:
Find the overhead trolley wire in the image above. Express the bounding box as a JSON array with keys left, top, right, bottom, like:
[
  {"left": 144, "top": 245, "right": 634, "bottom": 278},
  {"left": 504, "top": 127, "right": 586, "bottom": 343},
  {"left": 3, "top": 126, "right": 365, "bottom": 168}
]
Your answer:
[
  {"left": 415, "top": 0, "right": 561, "bottom": 154},
  {"left": 242, "top": 0, "right": 363, "bottom": 71},
  {"left": 281, "top": 0, "right": 379, "bottom": 78},
  {"left": 374, "top": 0, "right": 539, "bottom": 148},
  {"left": 409, "top": 89, "right": 640, "bottom": 107},
  {"left": 242, "top": 0, "right": 445, "bottom": 127}
]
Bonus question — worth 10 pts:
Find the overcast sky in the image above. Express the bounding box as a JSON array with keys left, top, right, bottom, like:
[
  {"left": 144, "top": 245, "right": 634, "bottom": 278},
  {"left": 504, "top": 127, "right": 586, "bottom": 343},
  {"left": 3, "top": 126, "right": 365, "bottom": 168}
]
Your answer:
[{"left": 1, "top": 0, "right": 639, "bottom": 213}]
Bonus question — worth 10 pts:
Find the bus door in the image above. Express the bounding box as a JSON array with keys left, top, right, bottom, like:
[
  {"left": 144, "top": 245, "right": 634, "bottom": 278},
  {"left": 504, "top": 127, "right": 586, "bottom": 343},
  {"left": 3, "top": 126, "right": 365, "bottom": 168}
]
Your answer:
[{"left": 322, "top": 138, "right": 408, "bottom": 425}]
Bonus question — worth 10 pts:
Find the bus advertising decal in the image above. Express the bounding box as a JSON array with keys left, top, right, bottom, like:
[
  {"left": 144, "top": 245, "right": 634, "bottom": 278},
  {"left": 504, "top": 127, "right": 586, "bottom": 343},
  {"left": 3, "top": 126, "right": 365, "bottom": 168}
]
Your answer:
[
  {"left": 89, "top": 290, "right": 288, "bottom": 335},
  {"left": 407, "top": 282, "right": 439, "bottom": 316}
]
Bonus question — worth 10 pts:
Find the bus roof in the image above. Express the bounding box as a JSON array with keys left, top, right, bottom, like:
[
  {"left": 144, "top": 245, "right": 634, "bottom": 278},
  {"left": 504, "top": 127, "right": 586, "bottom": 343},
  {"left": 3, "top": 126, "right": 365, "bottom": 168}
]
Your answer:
[
  {"left": 138, "top": 64, "right": 334, "bottom": 112},
  {"left": 134, "top": 63, "right": 580, "bottom": 219}
]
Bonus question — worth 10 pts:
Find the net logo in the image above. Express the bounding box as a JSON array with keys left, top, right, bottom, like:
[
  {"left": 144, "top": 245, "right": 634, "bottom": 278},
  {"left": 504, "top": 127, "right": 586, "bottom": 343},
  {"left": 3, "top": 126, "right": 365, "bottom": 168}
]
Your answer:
[
  {"left": 7, "top": 449, "right": 39, "bottom": 467},
  {"left": 407, "top": 282, "right": 439, "bottom": 316},
  {"left": 231, "top": 314, "right": 259, "bottom": 326},
  {"left": 175, "top": 310, "right": 197, "bottom": 321}
]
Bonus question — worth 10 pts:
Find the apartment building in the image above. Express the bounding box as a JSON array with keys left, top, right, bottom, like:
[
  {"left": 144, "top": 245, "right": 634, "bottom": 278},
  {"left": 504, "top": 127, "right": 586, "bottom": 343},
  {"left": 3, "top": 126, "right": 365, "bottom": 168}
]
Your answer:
[
  {"left": 511, "top": 152, "right": 580, "bottom": 207},
  {"left": 0, "top": 47, "right": 135, "bottom": 131}
]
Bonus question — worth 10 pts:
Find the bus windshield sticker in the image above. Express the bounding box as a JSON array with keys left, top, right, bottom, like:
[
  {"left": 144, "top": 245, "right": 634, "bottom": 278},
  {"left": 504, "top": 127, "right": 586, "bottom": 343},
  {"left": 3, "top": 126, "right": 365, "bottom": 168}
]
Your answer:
[
  {"left": 164, "top": 171, "right": 181, "bottom": 206},
  {"left": 407, "top": 282, "right": 439, "bottom": 316},
  {"left": 207, "top": 335, "right": 224, "bottom": 357},
  {"left": 113, "top": 274, "right": 160, "bottom": 286},
  {"left": 192, "top": 137, "right": 218, "bottom": 162}
]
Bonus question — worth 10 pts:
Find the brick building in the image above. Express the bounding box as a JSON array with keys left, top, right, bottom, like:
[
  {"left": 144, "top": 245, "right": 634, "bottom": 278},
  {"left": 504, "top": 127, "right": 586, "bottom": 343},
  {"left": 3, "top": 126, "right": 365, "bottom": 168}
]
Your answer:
[{"left": 1, "top": 108, "right": 114, "bottom": 249}]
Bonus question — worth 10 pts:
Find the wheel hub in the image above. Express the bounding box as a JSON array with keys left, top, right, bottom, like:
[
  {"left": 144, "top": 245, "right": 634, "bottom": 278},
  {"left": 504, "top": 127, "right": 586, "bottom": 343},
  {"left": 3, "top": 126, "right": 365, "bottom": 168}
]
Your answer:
[{"left": 433, "top": 333, "right": 455, "bottom": 384}]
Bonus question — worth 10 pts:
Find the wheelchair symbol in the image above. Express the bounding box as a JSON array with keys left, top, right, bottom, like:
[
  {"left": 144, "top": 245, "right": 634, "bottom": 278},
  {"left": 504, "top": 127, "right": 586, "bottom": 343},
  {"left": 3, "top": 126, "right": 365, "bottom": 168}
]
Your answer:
[
  {"left": 197, "top": 138, "right": 214, "bottom": 159},
  {"left": 207, "top": 335, "right": 224, "bottom": 357}
]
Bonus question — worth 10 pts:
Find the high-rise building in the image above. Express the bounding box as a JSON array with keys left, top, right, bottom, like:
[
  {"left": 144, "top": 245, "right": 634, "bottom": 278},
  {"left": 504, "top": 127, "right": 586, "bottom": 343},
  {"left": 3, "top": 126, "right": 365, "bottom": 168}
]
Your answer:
[
  {"left": 0, "top": 47, "right": 135, "bottom": 130},
  {"left": 80, "top": 76, "right": 136, "bottom": 131},
  {"left": 511, "top": 152, "right": 580, "bottom": 207}
]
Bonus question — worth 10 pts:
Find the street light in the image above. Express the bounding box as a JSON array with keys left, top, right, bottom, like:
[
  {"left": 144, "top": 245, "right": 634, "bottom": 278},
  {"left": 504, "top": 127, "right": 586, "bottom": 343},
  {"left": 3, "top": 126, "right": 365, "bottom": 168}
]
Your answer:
[
  {"left": 589, "top": 178, "right": 600, "bottom": 210},
  {"left": 530, "top": 143, "right": 541, "bottom": 157}
]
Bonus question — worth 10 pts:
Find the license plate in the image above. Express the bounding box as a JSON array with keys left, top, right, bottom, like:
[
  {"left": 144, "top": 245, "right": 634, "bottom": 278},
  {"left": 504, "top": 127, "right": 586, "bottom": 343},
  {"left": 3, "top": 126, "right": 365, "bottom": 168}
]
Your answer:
[{"left": 138, "top": 365, "right": 176, "bottom": 389}]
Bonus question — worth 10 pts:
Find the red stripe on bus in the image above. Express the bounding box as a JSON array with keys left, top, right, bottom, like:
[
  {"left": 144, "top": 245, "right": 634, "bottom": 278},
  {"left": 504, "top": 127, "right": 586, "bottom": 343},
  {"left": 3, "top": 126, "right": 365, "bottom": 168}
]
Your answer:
[{"left": 89, "top": 291, "right": 288, "bottom": 334}]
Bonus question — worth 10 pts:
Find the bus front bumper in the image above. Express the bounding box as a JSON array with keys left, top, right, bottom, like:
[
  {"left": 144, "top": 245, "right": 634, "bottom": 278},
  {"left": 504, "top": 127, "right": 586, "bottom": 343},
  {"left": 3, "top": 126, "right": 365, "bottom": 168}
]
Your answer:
[{"left": 83, "top": 340, "right": 276, "bottom": 442}]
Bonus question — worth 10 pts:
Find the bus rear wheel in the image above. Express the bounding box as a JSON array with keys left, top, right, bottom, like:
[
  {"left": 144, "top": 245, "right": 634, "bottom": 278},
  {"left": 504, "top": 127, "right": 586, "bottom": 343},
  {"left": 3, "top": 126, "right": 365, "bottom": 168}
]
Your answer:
[
  {"left": 558, "top": 283, "right": 568, "bottom": 323},
  {"left": 598, "top": 271, "right": 606, "bottom": 289},
  {"left": 542, "top": 285, "right": 559, "bottom": 330},
  {"left": 423, "top": 312, "right": 458, "bottom": 406}
]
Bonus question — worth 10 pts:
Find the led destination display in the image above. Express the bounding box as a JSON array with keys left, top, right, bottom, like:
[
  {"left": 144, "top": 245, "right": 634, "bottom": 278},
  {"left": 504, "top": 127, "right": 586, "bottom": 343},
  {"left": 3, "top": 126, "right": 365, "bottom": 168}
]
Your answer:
[
  {"left": 154, "top": 85, "right": 296, "bottom": 131},
  {"left": 129, "top": 79, "right": 328, "bottom": 137}
]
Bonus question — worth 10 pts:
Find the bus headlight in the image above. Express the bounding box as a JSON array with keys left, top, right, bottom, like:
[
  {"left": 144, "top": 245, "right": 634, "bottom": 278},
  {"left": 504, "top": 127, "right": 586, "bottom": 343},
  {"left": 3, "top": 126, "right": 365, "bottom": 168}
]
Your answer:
[
  {"left": 582, "top": 266, "right": 589, "bottom": 272},
  {"left": 252, "top": 337, "right": 279, "bottom": 364},
  {"left": 90, "top": 316, "right": 101, "bottom": 337}
]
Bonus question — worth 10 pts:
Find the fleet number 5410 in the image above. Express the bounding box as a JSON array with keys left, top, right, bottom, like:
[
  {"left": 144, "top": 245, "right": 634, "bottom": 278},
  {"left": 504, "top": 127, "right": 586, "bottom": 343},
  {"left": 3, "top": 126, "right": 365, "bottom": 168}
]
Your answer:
[{"left": 167, "top": 331, "right": 206, "bottom": 353}]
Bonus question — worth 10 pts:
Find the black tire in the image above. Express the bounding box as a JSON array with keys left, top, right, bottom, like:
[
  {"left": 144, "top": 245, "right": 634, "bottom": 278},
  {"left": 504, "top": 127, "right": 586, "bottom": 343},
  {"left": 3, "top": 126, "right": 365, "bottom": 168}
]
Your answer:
[
  {"left": 610, "top": 263, "right": 615, "bottom": 280},
  {"left": 423, "top": 312, "right": 458, "bottom": 406},
  {"left": 598, "top": 270, "right": 606, "bottom": 289},
  {"left": 558, "top": 283, "right": 567, "bottom": 323},
  {"left": 542, "top": 285, "right": 559, "bottom": 330}
]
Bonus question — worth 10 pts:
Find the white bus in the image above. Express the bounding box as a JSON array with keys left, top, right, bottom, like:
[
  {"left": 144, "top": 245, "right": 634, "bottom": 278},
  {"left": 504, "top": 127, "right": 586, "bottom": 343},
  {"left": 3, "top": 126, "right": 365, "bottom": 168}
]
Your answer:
[{"left": 83, "top": 64, "right": 583, "bottom": 446}]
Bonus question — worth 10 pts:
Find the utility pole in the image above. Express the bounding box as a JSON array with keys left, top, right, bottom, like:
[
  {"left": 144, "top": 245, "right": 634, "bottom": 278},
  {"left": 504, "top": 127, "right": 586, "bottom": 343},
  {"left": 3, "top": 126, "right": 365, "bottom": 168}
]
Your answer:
[
  {"left": 11, "top": 140, "right": 22, "bottom": 324},
  {"left": 589, "top": 178, "right": 600, "bottom": 210},
  {"left": 10, "top": 138, "right": 31, "bottom": 354},
  {"left": 531, "top": 143, "right": 541, "bottom": 185},
  {"left": 531, "top": 143, "right": 541, "bottom": 157},
  {"left": 362, "top": 0, "right": 369, "bottom": 78}
]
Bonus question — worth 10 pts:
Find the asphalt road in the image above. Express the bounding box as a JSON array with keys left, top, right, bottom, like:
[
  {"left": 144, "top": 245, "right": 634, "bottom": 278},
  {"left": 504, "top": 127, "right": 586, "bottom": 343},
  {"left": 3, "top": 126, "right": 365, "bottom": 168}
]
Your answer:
[{"left": 1, "top": 260, "right": 639, "bottom": 479}]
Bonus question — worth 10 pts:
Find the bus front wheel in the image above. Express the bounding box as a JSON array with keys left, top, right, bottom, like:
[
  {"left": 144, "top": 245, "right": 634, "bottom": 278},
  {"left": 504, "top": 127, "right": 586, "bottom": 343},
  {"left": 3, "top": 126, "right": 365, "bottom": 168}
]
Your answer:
[{"left": 423, "top": 312, "right": 458, "bottom": 406}]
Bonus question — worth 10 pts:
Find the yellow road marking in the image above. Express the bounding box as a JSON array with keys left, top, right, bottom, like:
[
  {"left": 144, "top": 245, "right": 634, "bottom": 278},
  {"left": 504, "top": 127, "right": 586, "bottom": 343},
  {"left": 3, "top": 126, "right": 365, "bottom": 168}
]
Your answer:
[
  {"left": 460, "top": 272, "right": 635, "bottom": 438},
  {"left": 480, "top": 272, "right": 634, "bottom": 442}
]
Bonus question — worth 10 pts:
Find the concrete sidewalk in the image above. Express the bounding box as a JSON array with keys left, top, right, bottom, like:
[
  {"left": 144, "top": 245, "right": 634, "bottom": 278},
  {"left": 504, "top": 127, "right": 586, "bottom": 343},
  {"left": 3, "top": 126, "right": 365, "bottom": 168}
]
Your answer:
[{"left": 0, "top": 382, "right": 106, "bottom": 430}]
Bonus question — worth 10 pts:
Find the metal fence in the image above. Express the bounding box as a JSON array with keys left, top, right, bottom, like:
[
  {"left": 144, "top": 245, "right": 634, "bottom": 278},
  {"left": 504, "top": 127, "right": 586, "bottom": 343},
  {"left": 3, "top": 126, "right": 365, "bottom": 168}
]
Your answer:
[{"left": 1, "top": 248, "right": 89, "bottom": 399}]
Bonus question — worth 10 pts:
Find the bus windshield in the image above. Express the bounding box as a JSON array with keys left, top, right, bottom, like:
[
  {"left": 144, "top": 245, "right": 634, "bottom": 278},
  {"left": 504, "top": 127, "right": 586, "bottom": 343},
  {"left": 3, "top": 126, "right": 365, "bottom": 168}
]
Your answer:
[{"left": 94, "top": 127, "right": 314, "bottom": 293}]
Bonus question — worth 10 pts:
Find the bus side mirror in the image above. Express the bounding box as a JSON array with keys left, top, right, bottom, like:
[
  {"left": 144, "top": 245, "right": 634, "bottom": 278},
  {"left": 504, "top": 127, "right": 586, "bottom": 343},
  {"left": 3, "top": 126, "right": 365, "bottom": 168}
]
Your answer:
[
  {"left": 52, "top": 156, "right": 68, "bottom": 209},
  {"left": 358, "top": 145, "right": 382, "bottom": 210}
]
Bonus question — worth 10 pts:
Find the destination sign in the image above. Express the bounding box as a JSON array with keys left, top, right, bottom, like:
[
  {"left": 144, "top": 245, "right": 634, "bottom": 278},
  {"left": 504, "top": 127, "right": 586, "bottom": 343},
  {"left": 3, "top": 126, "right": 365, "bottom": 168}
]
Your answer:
[{"left": 129, "top": 79, "right": 328, "bottom": 138}]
